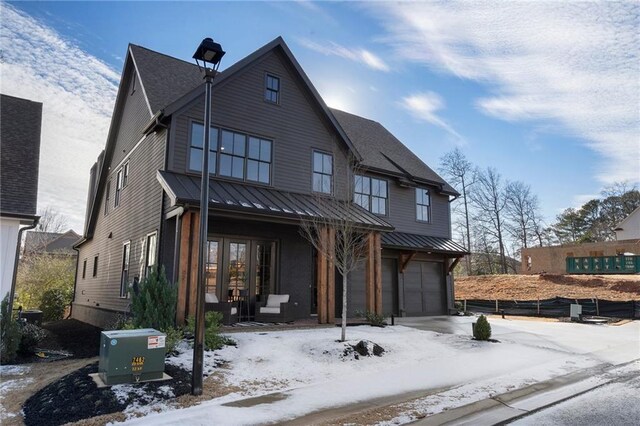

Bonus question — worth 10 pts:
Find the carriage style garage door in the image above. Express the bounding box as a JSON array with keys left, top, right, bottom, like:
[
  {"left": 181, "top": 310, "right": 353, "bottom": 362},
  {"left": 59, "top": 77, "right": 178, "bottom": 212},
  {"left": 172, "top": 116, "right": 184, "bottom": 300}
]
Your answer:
[{"left": 402, "top": 261, "right": 446, "bottom": 316}]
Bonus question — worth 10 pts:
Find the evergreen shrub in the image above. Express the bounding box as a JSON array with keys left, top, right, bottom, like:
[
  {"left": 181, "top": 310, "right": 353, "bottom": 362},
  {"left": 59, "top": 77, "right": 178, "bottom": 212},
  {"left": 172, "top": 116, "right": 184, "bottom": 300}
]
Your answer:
[{"left": 473, "top": 315, "right": 492, "bottom": 341}]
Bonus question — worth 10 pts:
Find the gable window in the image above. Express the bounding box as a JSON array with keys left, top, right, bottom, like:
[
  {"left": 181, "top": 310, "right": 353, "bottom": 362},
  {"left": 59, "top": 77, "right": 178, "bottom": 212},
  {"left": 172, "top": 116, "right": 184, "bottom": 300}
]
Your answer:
[
  {"left": 189, "top": 122, "right": 218, "bottom": 174},
  {"left": 265, "top": 74, "right": 280, "bottom": 104},
  {"left": 354, "top": 175, "right": 387, "bottom": 215},
  {"left": 313, "top": 151, "right": 333, "bottom": 194},
  {"left": 416, "top": 188, "right": 431, "bottom": 222},
  {"left": 220, "top": 130, "right": 246, "bottom": 179},
  {"left": 115, "top": 169, "right": 123, "bottom": 208},
  {"left": 247, "top": 137, "right": 271, "bottom": 183},
  {"left": 93, "top": 255, "right": 99, "bottom": 277},
  {"left": 82, "top": 259, "right": 87, "bottom": 279},
  {"left": 104, "top": 181, "right": 111, "bottom": 215},
  {"left": 120, "top": 241, "right": 130, "bottom": 298},
  {"left": 145, "top": 232, "right": 157, "bottom": 277}
]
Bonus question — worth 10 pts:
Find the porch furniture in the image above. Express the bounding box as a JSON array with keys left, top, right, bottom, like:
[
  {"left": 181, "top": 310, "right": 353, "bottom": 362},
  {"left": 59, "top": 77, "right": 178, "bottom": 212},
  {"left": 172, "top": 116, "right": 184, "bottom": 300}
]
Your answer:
[
  {"left": 254, "top": 294, "right": 294, "bottom": 323},
  {"left": 204, "top": 293, "right": 238, "bottom": 325}
]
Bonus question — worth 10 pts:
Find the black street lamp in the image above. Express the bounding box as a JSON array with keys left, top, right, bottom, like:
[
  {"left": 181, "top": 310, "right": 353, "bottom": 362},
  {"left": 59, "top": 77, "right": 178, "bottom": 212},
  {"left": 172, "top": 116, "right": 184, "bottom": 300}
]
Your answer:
[{"left": 191, "top": 37, "right": 225, "bottom": 396}]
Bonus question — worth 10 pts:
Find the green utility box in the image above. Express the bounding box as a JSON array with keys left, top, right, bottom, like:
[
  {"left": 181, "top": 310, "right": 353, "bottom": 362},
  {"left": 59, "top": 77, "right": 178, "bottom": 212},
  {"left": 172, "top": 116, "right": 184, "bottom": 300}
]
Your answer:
[{"left": 99, "top": 329, "right": 166, "bottom": 385}]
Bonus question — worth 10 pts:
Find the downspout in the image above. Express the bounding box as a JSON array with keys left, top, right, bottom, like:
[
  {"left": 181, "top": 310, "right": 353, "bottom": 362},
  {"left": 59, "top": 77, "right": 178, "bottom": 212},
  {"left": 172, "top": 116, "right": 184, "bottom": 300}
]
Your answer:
[
  {"left": 9, "top": 217, "right": 40, "bottom": 315},
  {"left": 69, "top": 243, "right": 81, "bottom": 319}
]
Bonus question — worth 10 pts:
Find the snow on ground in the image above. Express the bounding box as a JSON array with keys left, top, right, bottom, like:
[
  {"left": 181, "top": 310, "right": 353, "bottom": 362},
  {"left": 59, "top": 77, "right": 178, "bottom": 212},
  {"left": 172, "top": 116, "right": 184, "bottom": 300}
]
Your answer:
[
  {"left": 0, "top": 365, "right": 32, "bottom": 420},
  {"left": 118, "top": 318, "right": 639, "bottom": 426}
]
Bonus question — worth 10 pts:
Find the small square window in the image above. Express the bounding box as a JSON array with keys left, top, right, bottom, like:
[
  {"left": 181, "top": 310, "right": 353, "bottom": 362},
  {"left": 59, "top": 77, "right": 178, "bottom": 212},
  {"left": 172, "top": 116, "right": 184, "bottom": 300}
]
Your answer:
[{"left": 265, "top": 74, "right": 280, "bottom": 104}]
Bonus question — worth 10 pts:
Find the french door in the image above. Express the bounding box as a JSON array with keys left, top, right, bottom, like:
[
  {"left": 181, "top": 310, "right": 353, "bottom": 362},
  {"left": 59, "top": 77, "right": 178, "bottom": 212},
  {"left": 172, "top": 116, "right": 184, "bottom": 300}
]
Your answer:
[{"left": 207, "top": 237, "right": 276, "bottom": 320}]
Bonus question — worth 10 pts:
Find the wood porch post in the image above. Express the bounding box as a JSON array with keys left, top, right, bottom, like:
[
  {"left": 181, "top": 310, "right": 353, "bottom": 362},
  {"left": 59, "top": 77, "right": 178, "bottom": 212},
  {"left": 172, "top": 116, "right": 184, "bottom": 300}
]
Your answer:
[
  {"left": 177, "top": 211, "right": 193, "bottom": 325},
  {"left": 365, "top": 232, "right": 375, "bottom": 313},
  {"left": 317, "top": 226, "right": 328, "bottom": 324},
  {"left": 374, "top": 232, "right": 382, "bottom": 315},
  {"left": 327, "top": 227, "right": 336, "bottom": 324},
  {"left": 187, "top": 209, "right": 201, "bottom": 319}
]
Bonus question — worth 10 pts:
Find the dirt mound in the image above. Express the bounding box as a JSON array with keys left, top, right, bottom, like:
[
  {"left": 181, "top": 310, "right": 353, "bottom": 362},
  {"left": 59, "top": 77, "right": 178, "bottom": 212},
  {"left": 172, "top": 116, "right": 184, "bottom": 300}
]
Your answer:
[{"left": 455, "top": 274, "right": 640, "bottom": 301}]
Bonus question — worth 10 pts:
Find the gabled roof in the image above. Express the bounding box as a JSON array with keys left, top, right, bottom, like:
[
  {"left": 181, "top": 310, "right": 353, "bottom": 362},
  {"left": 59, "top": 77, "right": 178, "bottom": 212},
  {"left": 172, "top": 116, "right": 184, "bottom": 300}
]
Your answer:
[
  {"left": 24, "top": 230, "right": 80, "bottom": 254},
  {"left": 615, "top": 205, "right": 640, "bottom": 231},
  {"left": 158, "top": 171, "right": 393, "bottom": 231},
  {"left": 331, "top": 109, "right": 458, "bottom": 196}
]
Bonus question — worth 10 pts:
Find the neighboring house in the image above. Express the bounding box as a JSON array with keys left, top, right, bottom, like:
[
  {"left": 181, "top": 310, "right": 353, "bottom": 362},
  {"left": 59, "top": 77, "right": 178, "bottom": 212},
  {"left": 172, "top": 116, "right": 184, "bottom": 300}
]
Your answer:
[
  {"left": 72, "top": 37, "right": 467, "bottom": 328},
  {"left": 615, "top": 206, "right": 640, "bottom": 240},
  {"left": 0, "top": 94, "right": 42, "bottom": 304},
  {"left": 23, "top": 230, "right": 81, "bottom": 256}
]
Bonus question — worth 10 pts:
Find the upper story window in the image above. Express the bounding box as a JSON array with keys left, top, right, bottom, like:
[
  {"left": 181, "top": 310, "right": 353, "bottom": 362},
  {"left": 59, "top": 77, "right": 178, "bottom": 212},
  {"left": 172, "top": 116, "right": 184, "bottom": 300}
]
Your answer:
[
  {"left": 189, "top": 122, "right": 272, "bottom": 184},
  {"left": 104, "top": 180, "right": 111, "bottom": 216},
  {"left": 354, "top": 175, "right": 388, "bottom": 215},
  {"left": 265, "top": 74, "right": 280, "bottom": 104},
  {"left": 122, "top": 162, "right": 129, "bottom": 187},
  {"left": 145, "top": 232, "right": 157, "bottom": 277},
  {"left": 313, "top": 151, "right": 333, "bottom": 194},
  {"left": 189, "top": 122, "right": 218, "bottom": 174},
  {"left": 416, "top": 187, "right": 431, "bottom": 222},
  {"left": 115, "top": 169, "right": 123, "bottom": 208},
  {"left": 82, "top": 259, "right": 87, "bottom": 279},
  {"left": 93, "top": 255, "right": 99, "bottom": 277}
]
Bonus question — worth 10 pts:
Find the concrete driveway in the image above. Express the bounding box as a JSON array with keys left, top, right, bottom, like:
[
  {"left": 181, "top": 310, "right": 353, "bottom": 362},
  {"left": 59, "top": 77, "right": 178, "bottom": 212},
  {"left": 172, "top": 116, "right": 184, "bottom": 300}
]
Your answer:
[{"left": 395, "top": 315, "right": 476, "bottom": 335}]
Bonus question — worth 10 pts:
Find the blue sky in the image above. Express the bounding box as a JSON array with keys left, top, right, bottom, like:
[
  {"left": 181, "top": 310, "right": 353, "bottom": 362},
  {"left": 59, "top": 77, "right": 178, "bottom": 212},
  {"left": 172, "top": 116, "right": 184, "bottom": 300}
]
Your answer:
[{"left": 2, "top": 1, "right": 638, "bottom": 234}]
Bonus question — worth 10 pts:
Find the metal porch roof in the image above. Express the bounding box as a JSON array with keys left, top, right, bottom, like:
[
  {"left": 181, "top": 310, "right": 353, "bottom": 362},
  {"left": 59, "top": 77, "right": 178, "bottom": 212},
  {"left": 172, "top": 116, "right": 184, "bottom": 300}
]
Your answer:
[
  {"left": 157, "top": 171, "right": 393, "bottom": 231},
  {"left": 382, "top": 231, "right": 468, "bottom": 256}
]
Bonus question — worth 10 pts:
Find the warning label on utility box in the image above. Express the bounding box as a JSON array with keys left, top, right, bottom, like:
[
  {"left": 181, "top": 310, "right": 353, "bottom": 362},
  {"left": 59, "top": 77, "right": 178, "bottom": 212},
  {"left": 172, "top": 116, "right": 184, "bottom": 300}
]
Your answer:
[{"left": 148, "top": 335, "right": 166, "bottom": 349}]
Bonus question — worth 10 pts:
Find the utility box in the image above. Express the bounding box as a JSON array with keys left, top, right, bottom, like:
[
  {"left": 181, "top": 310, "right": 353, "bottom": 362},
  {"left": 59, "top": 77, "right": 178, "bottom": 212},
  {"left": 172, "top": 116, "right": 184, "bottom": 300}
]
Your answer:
[
  {"left": 570, "top": 304, "right": 582, "bottom": 321},
  {"left": 99, "top": 329, "right": 166, "bottom": 385}
]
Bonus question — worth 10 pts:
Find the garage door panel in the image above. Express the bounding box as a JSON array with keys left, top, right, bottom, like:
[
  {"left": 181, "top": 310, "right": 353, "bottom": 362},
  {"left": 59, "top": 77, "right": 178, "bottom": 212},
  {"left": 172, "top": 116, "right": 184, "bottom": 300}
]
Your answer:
[{"left": 402, "top": 260, "right": 446, "bottom": 316}]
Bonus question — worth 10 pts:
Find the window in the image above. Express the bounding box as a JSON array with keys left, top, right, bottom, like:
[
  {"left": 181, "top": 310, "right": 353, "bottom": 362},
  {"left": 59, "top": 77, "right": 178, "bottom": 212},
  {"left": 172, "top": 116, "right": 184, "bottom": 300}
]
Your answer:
[
  {"left": 189, "top": 122, "right": 218, "bottom": 173},
  {"left": 220, "top": 130, "right": 246, "bottom": 179},
  {"left": 115, "top": 169, "right": 123, "bottom": 208},
  {"left": 416, "top": 188, "right": 431, "bottom": 222},
  {"left": 354, "top": 175, "right": 388, "bottom": 215},
  {"left": 93, "top": 255, "right": 99, "bottom": 277},
  {"left": 145, "top": 232, "right": 157, "bottom": 277},
  {"left": 247, "top": 137, "right": 271, "bottom": 183},
  {"left": 82, "top": 259, "right": 87, "bottom": 279},
  {"left": 313, "top": 151, "right": 333, "bottom": 194},
  {"left": 122, "top": 162, "right": 129, "bottom": 187},
  {"left": 265, "top": 74, "right": 280, "bottom": 103},
  {"left": 104, "top": 181, "right": 111, "bottom": 215},
  {"left": 120, "top": 242, "right": 130, "bottom": 298}
]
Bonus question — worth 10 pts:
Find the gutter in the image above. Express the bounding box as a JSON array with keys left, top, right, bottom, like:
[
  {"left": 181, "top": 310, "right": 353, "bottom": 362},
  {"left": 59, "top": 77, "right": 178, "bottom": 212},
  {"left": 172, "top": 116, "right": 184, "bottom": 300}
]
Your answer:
[{"left": 8, "top": 216, "right": 40, "bottom": 315}]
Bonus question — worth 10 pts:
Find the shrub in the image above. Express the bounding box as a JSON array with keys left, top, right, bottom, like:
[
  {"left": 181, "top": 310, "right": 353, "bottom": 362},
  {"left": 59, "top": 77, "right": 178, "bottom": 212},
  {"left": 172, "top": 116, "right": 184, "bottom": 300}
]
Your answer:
[
  {"left": 39, "top": 288, "right": 72, "bottom": 322},
  {"left": 186, "top": 312, "right": 234, "bottom": 351},
  {"left": 130, "top": 266, "right": 177, "bottom": 331},
  {"left": 19, "top": 322, "right": 46, "bottom": 355},
  {"left": 16, "top": 253, "right": 74, "bottom": 311},
  {"left": 473, "top": 315, "right": 492, "bottom": 341},
  {"left": 356, "top": 310, "right": 387, "bottom": 327},
  {"left": 1, "top": 296, "right": 22, "bottom": 363},
  {"left": 163, "top": 326, "right": 184, "bottom": 355}
]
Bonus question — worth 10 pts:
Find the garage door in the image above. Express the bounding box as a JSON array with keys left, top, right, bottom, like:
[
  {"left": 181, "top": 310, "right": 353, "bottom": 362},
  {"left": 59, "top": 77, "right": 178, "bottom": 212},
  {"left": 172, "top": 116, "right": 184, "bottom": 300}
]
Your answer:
[
  {"left": 403, "top": 261, "right": 446, "bottom": 316},
  {"left": 346, "top": 258, "right": 398, "bottom": 316}
]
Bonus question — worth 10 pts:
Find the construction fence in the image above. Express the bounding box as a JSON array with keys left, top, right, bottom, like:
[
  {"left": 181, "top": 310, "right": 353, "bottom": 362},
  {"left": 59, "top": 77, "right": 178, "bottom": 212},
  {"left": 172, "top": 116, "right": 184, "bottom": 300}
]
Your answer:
[{"left": 458, "top": 297, "right": 640, "bottom": 319}]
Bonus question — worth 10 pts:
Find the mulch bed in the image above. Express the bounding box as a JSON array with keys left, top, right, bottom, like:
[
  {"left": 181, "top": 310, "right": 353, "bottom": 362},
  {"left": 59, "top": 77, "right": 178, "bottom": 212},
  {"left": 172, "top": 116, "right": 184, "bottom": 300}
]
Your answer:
[
  {"left": 42, "top": 319, "right": 102, "bottom": 358},
  {"left": 23, "top": 362, "right": 191, "bottom": 426}
]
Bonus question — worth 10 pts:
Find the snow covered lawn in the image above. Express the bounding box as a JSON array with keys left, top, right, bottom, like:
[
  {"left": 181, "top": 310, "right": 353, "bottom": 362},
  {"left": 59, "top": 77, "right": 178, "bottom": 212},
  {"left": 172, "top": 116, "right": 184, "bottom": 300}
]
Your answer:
[{"left": 120, "top": 317, "right": 639, "bottom": 425}]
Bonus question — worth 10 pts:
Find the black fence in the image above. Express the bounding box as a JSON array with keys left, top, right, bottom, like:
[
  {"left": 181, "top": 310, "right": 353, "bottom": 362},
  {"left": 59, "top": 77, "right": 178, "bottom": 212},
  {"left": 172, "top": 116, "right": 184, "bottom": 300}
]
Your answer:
[{"left": 458, "top": 298, "right": 640, "bottom": 319}]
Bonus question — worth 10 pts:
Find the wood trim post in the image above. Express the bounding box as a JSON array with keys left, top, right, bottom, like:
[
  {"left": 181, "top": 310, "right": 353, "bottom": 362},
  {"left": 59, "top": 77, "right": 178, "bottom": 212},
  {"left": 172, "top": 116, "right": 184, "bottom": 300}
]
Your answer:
[
  {"left": 365, "top": 232, "right": 375, "bottom": 313},
  {"left": 374, "top": 232, "right": 382, "bottom": 315},
  {"left": 176, "top": 211, "right": 192, "bottom": 325},
  {"left": 317, "top": 226, "right": 328, "bottom": 324},
  {"left": 188, "top": 209, "right": 201, "bottom": 319},
  {"left": 327, "top": 227, "right": 336, "bottom": 324}
]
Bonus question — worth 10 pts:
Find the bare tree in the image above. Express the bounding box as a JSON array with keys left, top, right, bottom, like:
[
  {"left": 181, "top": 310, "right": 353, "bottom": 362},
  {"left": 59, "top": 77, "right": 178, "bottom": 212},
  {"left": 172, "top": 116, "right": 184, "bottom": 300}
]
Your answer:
[
  {"left": 504, "top": 180, "right": 540, "bottom": 250},
  {"left": 439, "top": 148, "right": 476, "bottom": 275},
  {"left": 299, "top": 169, "right": 371, "bottom": 342},
  {"left": 36, "top": 206, "right": 69, "bottom": 233},
  {"left": 470, "top": 168, "right": 508, "bottom": 274}
]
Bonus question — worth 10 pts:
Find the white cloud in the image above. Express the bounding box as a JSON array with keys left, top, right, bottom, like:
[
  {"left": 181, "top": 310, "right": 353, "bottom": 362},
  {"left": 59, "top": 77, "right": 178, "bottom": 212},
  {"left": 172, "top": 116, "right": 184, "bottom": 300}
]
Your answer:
[
  {"left": 1, "top": 4, "right": 119, "bottom": 232},
  {"left": 367, "top": 1, "right": 640, "bottom": 184},
  {"left": 399, "top": 92, "right": 462, "bottom": 141},
  {"left": 298, "top": 38, "right": 390, "bottom": 72}
]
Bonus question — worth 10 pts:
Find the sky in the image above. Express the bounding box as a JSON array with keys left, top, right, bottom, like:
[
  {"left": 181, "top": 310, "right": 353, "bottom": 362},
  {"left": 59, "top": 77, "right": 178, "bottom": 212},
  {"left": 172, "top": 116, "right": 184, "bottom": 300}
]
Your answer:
[{"left": 1, "top": 1, "right": 639, "bottom": 234}]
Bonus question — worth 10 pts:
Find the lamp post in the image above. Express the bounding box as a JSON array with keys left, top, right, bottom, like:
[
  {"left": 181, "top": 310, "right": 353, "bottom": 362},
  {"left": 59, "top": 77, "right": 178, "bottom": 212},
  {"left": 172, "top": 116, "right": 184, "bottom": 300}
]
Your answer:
[{"left": 192, "top": 37, "right": 225, "bottom": 396}]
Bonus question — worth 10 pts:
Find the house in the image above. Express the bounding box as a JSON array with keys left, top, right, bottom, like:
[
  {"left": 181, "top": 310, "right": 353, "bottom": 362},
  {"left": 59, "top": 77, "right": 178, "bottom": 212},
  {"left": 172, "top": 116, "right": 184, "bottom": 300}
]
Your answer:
[
  {"left": 23, "top": 230, "right": 81, "bottom": 256},
  {"left": 0, "top": 94, "right": 42, "bottom": 305},
  {"left": 615, "top": 206, "right": 640, "bottom": 241},
  {"left": 72, "top": 37, "right": 467, "bottom": 328}
]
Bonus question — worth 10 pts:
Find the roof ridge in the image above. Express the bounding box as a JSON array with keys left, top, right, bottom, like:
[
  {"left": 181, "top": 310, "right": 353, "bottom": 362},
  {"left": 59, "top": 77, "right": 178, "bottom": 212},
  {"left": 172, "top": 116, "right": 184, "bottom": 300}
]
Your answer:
[{"left": 129, "top": 43, "right": 198, "bottom": 69}]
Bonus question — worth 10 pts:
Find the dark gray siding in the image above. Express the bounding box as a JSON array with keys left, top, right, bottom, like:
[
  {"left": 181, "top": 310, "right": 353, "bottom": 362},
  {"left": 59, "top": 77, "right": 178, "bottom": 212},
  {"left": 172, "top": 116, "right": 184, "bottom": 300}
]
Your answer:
[
  {"left": 169, "top": 50, "right": 350, "bottom": 199},
  {"left": 73, "top": 75, "right": 165, "bottom": 325},
  {"left": 0, "top": 95, "right": 42, "bottom": 216}
]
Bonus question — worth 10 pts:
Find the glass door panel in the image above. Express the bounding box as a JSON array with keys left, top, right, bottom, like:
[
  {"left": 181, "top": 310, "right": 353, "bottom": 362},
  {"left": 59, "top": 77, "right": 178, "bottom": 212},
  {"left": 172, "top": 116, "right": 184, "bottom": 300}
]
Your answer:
[
  {"left": 205, "top": 240, "right": 219, "bottom": 297},
  {"left": 255, "top": 242, "right": 275, "bottom": 303},
  {"left": 227, "top": 242, "right": 247, "bottom": 301}
]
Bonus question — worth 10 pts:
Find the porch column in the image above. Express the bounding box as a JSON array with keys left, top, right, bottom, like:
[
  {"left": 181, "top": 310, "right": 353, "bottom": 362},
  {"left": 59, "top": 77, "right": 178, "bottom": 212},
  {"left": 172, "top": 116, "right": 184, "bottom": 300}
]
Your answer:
[
  {"left": 316, "top": 226, "right": 336, "bottom": 324},
  {"left": 176, "top": 210, "right": 201, "bottom": 325},
  {"left": 365, "top": 231, "right": 383, "bottom": 315},
  {"left": 326, "top": 227, "right": 336, "bottom": 324}
]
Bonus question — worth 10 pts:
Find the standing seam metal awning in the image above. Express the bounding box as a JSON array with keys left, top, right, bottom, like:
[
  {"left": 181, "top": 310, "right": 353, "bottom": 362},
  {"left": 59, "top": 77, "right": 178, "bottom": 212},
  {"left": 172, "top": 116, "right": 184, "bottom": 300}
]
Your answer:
[
  {"left": 157, "top": 171, "right": 393, "bottom": 231},
  {"left": 382, "top": 231, "right": 468, "bottom": 256}
]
